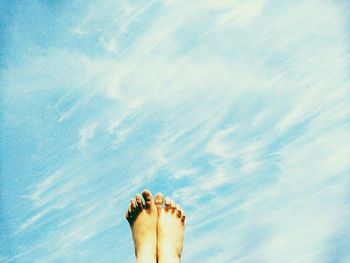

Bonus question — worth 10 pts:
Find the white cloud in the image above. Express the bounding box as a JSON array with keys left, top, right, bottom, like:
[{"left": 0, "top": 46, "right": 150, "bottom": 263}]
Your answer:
[
  {"left": 99, "top": 37, "right": 119, "bottom": 54},
  {"left": 3, "top": 0, "right": 350, "bottom": 262},
  {"left": 79, "top": 122, "right": 98, "bottom": 148}
]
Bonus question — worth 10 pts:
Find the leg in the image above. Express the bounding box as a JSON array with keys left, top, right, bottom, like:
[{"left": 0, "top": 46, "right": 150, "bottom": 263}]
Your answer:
[
  {"left": 126, "top": 190, "right": 158, "bottom": 263},
  {"left": 154, "top": 193, "right": 186, "bottom": 263}
]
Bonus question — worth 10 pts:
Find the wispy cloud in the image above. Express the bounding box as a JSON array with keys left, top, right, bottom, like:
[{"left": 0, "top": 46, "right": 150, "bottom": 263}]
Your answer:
[{"left": 1, "top": 0, "right": 349, "bottom": 262}]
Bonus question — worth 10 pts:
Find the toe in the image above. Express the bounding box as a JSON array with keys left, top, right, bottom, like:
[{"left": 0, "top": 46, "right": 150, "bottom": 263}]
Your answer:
[
  {"left": 126, "top": 205, "right": 132, "bottom": 222},
  {"left": 164, "top": 197, "right": 171, "bottom": 211},
  {"left": 126, "top": 209, "right": 134, "bottom": 224},
  {"left": 176, "top": 205, "right": 181, "bottom": 218},
  {"left": 170, "top": 200, "right": 176, "bottom": 212},
  {"left": 135, "top": 194, "right": 143, "bottom": 210},
  {"left": 181, "top": 211, "right": 186, "bottom": 224},
  {"left": 130, "top": 199, "right": 137, "bottom": 212},
  {"left": 142, "top": 189, "right": 155, "bottom": 210},
  {"left": 154, "top": 192, "right": 164, "bottom": 211}
]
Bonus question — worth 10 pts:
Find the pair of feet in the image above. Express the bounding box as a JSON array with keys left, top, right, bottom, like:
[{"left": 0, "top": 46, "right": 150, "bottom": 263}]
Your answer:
[{"left": 126, "top": 190, "right": 185, "bottom": 263}]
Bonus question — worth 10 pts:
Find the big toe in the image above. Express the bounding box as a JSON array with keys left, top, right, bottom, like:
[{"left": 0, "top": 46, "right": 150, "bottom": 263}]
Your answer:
[
  {"left": 154, "top": 192, "right": 164, "bottom": 211},
  {"left": 142, "top": 189, "right": 155, "bottom": 211}
]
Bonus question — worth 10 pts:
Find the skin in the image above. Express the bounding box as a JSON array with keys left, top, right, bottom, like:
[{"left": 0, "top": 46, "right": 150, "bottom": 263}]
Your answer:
[
  {"left": 126, "top": 190, "right": 185, "bottom": 263},
  {"left": 155, "top": 193, "right": 185, "bottom": 263}
]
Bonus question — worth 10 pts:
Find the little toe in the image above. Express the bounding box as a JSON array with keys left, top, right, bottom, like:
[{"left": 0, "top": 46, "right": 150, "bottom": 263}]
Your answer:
[
  {"left": 142, "top": 189, "right": 155, "bottom": 210},
  {"left": 181, "top": 211, "right": 186, "bottom": 224},
  {"left": 154, "top": 192, "right": 164, "bottom": 211},
  {"left": 126, "top": 211, "right": 132, "bottom": 223},
  {"left": 164, "top": 197, "right": 171, "bottom": 211},
  {"left": 126, "top": 205, "right": 132, "bottom": 221}
]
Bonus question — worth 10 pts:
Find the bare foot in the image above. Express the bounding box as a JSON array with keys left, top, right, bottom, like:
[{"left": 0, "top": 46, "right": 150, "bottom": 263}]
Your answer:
[
  {"left": 155, "top": 193, "right": 186, "bottom": 263},
  {"left": 126, "top": 190, "right": 158, "bottom": 263}
]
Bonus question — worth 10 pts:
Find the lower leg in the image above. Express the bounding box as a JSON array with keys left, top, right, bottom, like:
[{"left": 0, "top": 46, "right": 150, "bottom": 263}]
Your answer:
[
  {"left": 126, "top": 190, "right": 158, "bottom": 263},
  {"left": 155, "top": 194, "right": 185, "bottom": 263}
]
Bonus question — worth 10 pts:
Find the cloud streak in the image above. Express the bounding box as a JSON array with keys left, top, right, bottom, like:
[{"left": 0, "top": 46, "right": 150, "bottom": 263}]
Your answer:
[{"left": 1, "top": 0, "right": 349, "bottom": 262}]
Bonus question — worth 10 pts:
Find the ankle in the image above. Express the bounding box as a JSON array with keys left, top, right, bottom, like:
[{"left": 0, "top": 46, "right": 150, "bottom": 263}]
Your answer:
[
  {"left": 158, "top": 253, "right": 181, "bottom": 263},
  {"left": 135, "top": 247, "right": 156, "bottom": 263},
  {"left": 136, "top": 253, "right": 156, "bottom": 263}
]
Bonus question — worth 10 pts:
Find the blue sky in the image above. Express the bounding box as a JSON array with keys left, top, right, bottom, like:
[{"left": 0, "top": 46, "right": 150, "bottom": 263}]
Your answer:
[{"left": 1, "top": 0, "right": 350, "bottom": 262}]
